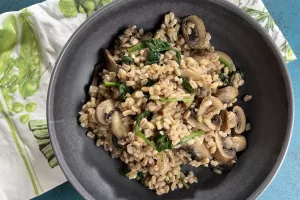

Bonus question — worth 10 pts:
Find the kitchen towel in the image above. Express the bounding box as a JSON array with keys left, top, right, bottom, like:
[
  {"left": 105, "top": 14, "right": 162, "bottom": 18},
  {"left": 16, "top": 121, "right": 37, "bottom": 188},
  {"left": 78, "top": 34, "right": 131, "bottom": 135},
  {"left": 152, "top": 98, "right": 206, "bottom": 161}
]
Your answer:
[{"left": 0, "top": 0, "right": 296, "bottom": 199}]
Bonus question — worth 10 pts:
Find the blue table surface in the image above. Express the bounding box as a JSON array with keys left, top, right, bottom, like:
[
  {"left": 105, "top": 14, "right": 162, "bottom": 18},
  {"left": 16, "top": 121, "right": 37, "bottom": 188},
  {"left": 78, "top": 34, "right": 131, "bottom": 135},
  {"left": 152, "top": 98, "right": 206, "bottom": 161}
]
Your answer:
[{"left": 1, "top": 0, "right": 300, "bottom": 199}]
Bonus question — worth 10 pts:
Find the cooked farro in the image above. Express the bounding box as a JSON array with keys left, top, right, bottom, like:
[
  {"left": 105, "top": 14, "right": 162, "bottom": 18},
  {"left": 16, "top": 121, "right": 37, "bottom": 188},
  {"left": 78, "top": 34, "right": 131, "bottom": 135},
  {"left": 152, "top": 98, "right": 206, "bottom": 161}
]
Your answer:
[{"left": 79, "top": 12, "right": 250, "bottom": 195}]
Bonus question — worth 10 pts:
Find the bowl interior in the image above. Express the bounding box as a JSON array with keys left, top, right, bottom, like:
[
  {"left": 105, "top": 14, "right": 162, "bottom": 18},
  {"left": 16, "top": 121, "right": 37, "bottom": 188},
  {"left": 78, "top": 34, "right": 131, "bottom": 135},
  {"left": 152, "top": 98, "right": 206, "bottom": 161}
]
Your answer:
[{"left": 48, "top": 0, "right": 293, "bottom": 199}]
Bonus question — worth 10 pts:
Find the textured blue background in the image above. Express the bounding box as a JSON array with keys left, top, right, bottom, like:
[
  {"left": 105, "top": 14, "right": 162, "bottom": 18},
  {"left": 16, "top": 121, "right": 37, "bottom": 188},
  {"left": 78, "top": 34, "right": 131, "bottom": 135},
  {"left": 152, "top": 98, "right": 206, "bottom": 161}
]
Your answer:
[{"left": 1, "top": 0, "right": 300, "bottom": 199}]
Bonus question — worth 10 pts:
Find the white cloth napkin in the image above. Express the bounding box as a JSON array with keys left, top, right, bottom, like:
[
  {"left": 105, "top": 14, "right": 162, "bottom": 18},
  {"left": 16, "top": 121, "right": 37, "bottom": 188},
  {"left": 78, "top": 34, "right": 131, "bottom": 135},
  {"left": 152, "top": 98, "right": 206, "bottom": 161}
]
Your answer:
[{"left": 0, "top": 0, "right": 296, "bottom": 199}]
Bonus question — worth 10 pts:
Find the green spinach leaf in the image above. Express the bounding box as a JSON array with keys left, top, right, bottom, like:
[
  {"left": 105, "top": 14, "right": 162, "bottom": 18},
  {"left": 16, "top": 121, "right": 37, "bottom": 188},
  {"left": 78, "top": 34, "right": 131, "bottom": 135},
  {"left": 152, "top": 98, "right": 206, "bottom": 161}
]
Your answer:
[
  {"left": 181, "top": 77, "right": 195, "bottom": 93},
  {"left": 219, "top": 74, "right": 229, "bottom": 84},
  {"left": 128, "top": 42, "right": 147, "bottom": 53},
  {"left": 147, "top": 50, "right": 161, "bottom": 64},
  {"left": 177, "top": 130, "right": 205, "bottom": 145},
  {"left": 121, "top": 56, "right": 133, "bottom": 63},
  {"left": 119, "top": 84, "right": 134, "bottom": 101},
  {"left": 156, "top": 134, "right": 172, "bottom": 152},
  {"left": 176, "top": 51, "right": 182, "bottom": 66},
  {"left": 104, "top": 82, "right": 134, "bottom": 101}
]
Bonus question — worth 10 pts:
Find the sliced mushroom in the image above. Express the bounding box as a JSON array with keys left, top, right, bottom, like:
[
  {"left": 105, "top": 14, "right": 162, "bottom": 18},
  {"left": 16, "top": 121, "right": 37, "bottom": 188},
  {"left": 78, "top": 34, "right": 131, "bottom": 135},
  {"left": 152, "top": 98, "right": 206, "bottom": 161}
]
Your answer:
[
  {"left": 181, "top": 68, "right": 202, "bottom": 81},
  {"left": 196, "top": 86, "right": 210, "bottom": 99},
  {"left": 182, "top": 15, "right": 207, "bottom": 49},
  {"left": 182, "top": 143, "right": 212, "bottom": 161},
  {"left": 197, "top": 96, "right": 223, "bottom": 117},
  {"left": 91, "top": 63, "right": 103, "bottom": 86},
  {"left": 96, "top": 99, "right": 115, "bottom": 125},
  {"left": 227, "top": 111, "right": 238, "bottom": 129},
  {"left": 214, "top": 132, "right": 236, "bottom": 163},
  {"left": 216, "top": 86, "right": 238, "bottom": 103},
  {"left": 220, "top": 110, "right": 229, "bottom": 131},
  {"left": 232, "top": 106, "right": 246, "bottom": 134},
  {"left": 104, "top": 49, "right": 118, "bottom": 72},
  {"left": 225, "top": 135, "right": 247, "bottom": 152},
  {"left": 186, "top": 117, "right": 211, "bottom": 132},
  {"left": 211, "top": 114, "right": 222, "bottom": 129},
  {"left": 111, "top": 111, "right": 129, "bottom": 139}
]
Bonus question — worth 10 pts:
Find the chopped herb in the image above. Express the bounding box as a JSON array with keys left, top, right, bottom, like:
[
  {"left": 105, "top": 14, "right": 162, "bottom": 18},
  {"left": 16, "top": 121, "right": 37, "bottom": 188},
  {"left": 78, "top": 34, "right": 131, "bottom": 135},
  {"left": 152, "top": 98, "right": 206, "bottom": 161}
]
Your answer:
[
  {"left": 156, "top": 134, "right": 172, "bottom": 152},
  {"left": 176, "top": 51, "right": 182, "bottom": 66},
  {"left": 145, "top": 79, "right": 157, "bottom": 87},
  {"left": 135, "top": 111, "right": 156, "bottom": 148},
  {"left": 177, "top": 130, "right": 205, "bottom": 145},
  {"left": 128, "top": 42, "right": 148, "bottom": 53},
  {"left": 219, "top": 57, "right": 233, "bottom": 74},
  {"left": 128, "top": 38, "right": 173, "bottom": 64},
  {"left": 104, "top": 82, "right": 120, "bottom": 87},
  {"left": 219, "top": 74, "right": 229, "bottom": 84},
  {"left": 144, "top": 38, "right": 172, "bottom": 52},
  {"left": 104, "top": 82, "right": 134, "bottom": 101},
  {"left": 136, "top": 172, "right": 144, "bottom": 181},
  {"left": 119, "top": 84, "right": 134, "bottom": 101},
  {"left": 181, "top": 77, "right": 195, "bottom": 93},
  {"left": 147, "top": 50, "right": 161, "bottom": 64},
  {"left": 180, "top": 178, "right": 189, "bottom": 190},
  {"left": 121, "top": 56, "right": 133, "bottom": 63},
  {"left": 159, "top": 98, "right": 194, "bottom": 102},
  {"left": 112, "top": 135, "right": 121, "bottom": 149}
]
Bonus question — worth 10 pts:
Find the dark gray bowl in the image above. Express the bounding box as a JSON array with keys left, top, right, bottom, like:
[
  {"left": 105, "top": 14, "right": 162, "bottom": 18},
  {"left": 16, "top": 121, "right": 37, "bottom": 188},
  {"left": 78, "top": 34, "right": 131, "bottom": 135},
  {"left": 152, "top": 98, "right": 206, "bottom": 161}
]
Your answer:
[{"left": 47, "top": 0, "right": 294, "bottom": 199}]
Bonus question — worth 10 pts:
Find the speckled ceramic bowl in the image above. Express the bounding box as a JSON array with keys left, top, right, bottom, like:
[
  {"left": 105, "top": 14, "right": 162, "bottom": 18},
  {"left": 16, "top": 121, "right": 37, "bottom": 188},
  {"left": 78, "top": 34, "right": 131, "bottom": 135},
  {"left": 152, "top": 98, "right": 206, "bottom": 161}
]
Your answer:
[{"left": 47, "top": 0, "right": 294, "bottom": 199}]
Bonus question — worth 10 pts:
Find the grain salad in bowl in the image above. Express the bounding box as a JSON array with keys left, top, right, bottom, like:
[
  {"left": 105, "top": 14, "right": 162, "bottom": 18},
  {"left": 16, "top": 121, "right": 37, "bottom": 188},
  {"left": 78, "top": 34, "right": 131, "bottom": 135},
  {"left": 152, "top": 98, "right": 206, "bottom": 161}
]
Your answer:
[{"left": 78, "top": 12, "right": 251, "bottom": 195}]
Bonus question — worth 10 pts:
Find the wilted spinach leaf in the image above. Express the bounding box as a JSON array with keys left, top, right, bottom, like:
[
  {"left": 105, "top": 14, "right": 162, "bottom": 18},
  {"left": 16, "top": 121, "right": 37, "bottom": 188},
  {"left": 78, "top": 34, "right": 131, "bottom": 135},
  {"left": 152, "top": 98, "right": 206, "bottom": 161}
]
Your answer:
[
  {"left": 121, "top": 56, "right": 133, "bottom": 63},
  {"left": 181, "top": 77, "right": 195, "bottom": 93},
  {"left": 156, "top": 134, "right": 172, "bottom": 152}
]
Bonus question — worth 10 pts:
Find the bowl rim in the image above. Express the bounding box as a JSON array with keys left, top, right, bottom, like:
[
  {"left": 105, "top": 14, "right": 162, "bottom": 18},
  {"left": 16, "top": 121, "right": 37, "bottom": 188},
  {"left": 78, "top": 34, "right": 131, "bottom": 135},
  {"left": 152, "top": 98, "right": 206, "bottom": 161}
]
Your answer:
[{"left": 47, "top": 0, "right": 294, "bottom": 199}]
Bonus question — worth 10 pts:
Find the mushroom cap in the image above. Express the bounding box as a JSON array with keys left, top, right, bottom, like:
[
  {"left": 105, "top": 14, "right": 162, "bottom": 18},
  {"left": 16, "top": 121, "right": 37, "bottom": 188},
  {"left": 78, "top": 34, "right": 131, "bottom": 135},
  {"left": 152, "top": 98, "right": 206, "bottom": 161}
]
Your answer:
[
  {"left": 182, "top": 143, "right": 212, "bottom": 161},
  {"left": 111, "top": 111, "right": 129, "bottom": 139},
  {"left": 231, "top": 135, "right": 247, "bottom": 152},
  {"left": 96, "top": 99, "right": 115, "bottom": 125},
  {"left": 104, "top": 49, "right": 118, "bottom": 72},
  {"left": 214, "top": 132, "right": 236, "bottom": 163},
  {"left": 216, "top": 86, "right": 239, "bottom": 103},
  {"left": 220, "top": 110, "right": 229, "bottom": 131},
  {"left": 232, "top": 106, "right": 246, "bottom": 134},
  {"left": 182, "top": 15, "right": 207, "bottom": 49},
  {"left": 186, "top": 117, "right": 211, "bottom": 132}
]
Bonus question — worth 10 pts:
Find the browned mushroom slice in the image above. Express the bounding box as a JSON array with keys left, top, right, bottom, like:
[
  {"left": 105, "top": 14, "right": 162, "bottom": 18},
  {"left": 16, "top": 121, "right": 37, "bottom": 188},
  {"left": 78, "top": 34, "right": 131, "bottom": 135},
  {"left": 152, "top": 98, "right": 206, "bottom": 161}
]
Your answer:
[
  {"left": 182, "top": 15, "right": 207, "bottom": 49},
  {"left": 111, "top": 111, "right": 129, "bottom": 139},
  {"left": 91, "top": 63, "right": 103, "bottom": 86},
  {"left": 96, "top": 99, "right": 115, "bottom": 125},
  {"left": 182, "top": 143, "right": 212, "bottom": 160},
  {"left": 211, "top": 114, "right": 222, "bottom": 129},
  {"left": 196, "top": 86, "right": 210, "bottom": 99},
  {"left": 214, "top": 132, "right": 236, "bottom": 163},
  {"left": 225, "top": 135, "right": 247, "bottom": 152},
  {"left": 232, "top": 106, "right": 246, "bottom": 134},
  {"left": 181, "top": 68, "right": 202, "bottom": 81},
  {"left": 216, "top": 86, "right": 238, "bottom": 103},
  {"left": 220, "top": 110, "right": 229, "bottom": 131},
  {"left": 104, "top": 49, "right": 118, "bottom": 72}
]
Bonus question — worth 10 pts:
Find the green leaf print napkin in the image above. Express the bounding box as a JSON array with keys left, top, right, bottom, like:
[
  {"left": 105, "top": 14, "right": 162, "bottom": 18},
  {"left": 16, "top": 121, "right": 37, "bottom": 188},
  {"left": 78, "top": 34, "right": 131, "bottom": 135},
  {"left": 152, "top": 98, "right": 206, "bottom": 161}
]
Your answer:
[{"left": 0, "top": 0, "right": 295, "bottom": 199}]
